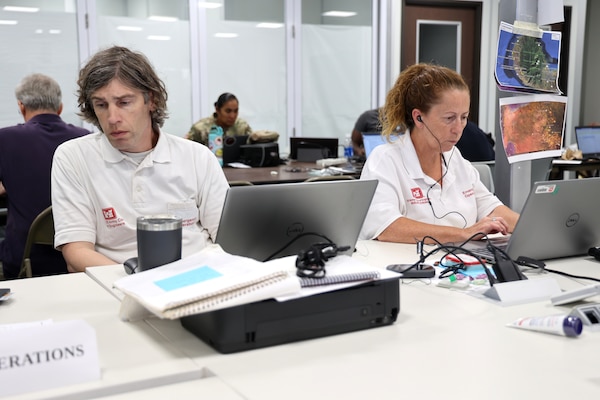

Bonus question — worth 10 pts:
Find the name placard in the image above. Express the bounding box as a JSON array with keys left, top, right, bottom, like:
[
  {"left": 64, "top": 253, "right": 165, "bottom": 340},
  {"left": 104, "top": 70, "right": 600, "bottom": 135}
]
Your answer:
[{"left": 0, "top": 319, "right": 100, "bottom": 397}]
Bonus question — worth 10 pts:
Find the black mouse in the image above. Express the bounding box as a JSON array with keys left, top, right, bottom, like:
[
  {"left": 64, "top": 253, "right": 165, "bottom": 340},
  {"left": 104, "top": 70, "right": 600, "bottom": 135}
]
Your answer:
[{"left": 123, "top": 257, "right": 139, "bottom": 275}]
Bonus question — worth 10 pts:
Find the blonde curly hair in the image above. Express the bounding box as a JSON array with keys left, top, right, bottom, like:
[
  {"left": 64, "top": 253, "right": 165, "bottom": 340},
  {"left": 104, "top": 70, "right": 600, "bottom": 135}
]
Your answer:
[{"left": 381, "top": 63, "right": 469, "bottom": 139}]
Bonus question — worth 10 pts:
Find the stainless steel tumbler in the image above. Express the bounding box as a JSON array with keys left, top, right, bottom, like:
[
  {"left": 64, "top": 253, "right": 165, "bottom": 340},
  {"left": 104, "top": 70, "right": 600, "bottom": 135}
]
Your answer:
[{"left": 137, "top": 215, "right": 182, "bottom": 271}]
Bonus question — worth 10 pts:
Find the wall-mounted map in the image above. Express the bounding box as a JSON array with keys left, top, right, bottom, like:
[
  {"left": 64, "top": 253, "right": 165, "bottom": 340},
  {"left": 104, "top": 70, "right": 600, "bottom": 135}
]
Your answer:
[
  {"left": 495, "top": 21, "right": 562, "bottom": 94},
  {"left": 499, "top": 94, "right": 567, "bottom": 163}
]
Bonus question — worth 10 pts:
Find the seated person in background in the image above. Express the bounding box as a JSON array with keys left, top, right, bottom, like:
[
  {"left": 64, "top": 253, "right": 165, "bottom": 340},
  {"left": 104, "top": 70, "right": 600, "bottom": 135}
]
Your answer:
[
  {"left": 351, "top": 108, "right": 381, "bottom": 157},
  {"left": 186, "top": 92, "right": 253, "bottom": 146},
  {"left": 51, "top": 46, "right": 229, "bottom": 272},
  {"left": 456, "top": 120, "right": 495, "bottom": 162},
  {"left": 0, "top": 73, "right": 89, "bottom": 279},
  {"left": 359, "top": 63, "right": 519, "bottom": 244}
]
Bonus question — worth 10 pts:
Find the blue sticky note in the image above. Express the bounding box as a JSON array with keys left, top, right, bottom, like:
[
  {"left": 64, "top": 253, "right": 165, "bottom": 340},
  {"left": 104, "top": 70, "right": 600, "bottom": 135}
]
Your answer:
[
  {"left": 154, "top": 266, "right": 222, "bottom": 291},
  {"left": 461, "top": 264, "right": 496, "bottom": 279}
]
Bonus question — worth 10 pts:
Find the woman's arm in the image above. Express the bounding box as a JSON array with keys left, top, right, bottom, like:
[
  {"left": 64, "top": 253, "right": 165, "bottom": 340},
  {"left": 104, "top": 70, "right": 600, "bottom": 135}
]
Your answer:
[
  {"left": 487, "top": 205, "right": 519, "bottom": 232},
  {"left": 377, "top": 209, "right": 516, "bottom": 244}
]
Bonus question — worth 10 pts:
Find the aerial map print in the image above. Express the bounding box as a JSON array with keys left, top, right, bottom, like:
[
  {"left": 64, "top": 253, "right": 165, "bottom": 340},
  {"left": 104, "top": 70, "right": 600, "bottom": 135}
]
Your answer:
[
  {"left": 499, "top": 94, "right": 567, "bottom": 163},
  {"left": 495, "top": 21, "right": 562, "bottom": 94}
]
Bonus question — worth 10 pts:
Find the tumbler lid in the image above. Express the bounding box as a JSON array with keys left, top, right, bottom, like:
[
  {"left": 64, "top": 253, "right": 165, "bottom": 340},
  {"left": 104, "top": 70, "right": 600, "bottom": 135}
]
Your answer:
[{"left": 137, "top": 215, "right": 182, "bottom": 231}]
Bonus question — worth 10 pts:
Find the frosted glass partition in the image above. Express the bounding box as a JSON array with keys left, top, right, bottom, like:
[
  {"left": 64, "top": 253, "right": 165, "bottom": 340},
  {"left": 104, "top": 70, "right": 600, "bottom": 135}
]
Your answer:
[
  {"left": 96, "top": 15, "right": 192, "bottom": 137},
  {"left": 301, "top": 24, "right": 372, "bottom": 143},
  {"left": 204, "top": 6, "right": 287, "bottom": 150},
  {"left": 0, "top": 0, "right": 380, "bottom": 156},
  {"left": 0, "top": 9, "right": 81, "bottom": 128}
]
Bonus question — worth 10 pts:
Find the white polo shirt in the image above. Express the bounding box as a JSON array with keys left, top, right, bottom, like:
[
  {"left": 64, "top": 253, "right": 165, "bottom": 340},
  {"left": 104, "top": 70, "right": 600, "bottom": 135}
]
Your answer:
[
  {"left": 51, "top": 130, "right": 229, "bottom": 264},
  {"left": 359, "top": 133, "right": 502, "bottom": 240}
]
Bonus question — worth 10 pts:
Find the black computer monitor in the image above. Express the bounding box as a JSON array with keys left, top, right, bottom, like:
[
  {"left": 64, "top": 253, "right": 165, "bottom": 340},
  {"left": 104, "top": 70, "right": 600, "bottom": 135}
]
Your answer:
[
  {"left": 289, "top": 137, "right": 338, "bottom": 161},
  {"left": 222, "top": 135, "right": 249, "bottom": 166}
]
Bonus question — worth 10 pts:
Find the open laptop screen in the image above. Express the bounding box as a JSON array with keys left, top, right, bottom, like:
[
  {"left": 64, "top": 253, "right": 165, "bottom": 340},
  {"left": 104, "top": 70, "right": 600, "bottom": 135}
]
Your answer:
[
  {"left": 215, "top": 179, "right": 378, "bottom": 261},
  {"left": 361, "top": 132, "right": 386, "bottom": 158},
  {"left": 575, "top": 126, "right": 600, "bottom": 159}
]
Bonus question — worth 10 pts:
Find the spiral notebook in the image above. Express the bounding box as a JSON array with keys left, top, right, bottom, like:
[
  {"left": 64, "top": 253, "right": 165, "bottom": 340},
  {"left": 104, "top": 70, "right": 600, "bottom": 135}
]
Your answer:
[
  {"left": 114, "top": 245, "right": 301, "bottom": 320},
  {"left": 299, "top": 271, "right": 380, "bottom": 287}
]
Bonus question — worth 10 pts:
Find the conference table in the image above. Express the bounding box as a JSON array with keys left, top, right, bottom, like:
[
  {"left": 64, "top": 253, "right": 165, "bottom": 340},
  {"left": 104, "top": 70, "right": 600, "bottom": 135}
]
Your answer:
[
  {"left": 223, "top": 160, "right": 361, "bottom": 184},
  {"left": 3, "top": 240, "right": 600, "bottom": 399},
  {"left": 0, "top": 273, "right": 242, "bottom": 399}
]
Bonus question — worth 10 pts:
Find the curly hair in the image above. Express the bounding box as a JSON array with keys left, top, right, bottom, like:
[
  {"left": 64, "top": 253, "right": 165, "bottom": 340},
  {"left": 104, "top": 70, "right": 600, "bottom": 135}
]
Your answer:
[
  {"left": 77, "top": 46, "right": 169, "bottom": 131},
  {"left": 381, "top": 64, "right": 469, "bottom": 138}
]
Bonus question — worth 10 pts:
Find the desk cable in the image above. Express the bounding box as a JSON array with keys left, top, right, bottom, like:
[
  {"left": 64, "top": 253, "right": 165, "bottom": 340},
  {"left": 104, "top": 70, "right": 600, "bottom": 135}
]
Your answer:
[
  {"left": 264, "top": 232, "right": 338, "bottom": 262},
  {"left": 409, "top": 234, "right": 497, "bottom": 285},
  {"left": 515, "top": 256, "right": 600, "bottom": 283},
  {"left": 412, "top": 235, "right": 600, "bottom": 284}
]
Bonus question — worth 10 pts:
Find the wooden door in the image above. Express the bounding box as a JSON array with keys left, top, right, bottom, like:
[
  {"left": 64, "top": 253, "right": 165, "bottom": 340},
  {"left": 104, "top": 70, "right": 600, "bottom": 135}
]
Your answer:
[{"left": 401, "top": 1, "right": 482, "bottom": 123}]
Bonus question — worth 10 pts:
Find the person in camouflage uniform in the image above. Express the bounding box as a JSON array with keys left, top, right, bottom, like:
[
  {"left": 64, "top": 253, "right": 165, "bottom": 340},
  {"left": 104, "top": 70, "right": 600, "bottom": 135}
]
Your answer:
[{"left": 186, "top": 92, "right": 252, "bottom": 146}]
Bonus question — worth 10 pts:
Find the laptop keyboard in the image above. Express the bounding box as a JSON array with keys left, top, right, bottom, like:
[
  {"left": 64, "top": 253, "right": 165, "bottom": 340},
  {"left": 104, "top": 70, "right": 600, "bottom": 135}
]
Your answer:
[{"left": 469, "top": 242, "right": 508, "bottom": 263}]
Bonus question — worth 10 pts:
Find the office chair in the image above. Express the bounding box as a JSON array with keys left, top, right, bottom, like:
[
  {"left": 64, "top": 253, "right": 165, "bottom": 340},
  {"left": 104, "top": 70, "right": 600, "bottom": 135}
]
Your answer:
[
  {"left": 304, "top": 175, "right": 356, "bottom": 182},
  {"left": 472, "top": 162, "right": 495, "bottom": 193},
  {"left": 19, "top": 206, "right": 56, "bottom": 278}
]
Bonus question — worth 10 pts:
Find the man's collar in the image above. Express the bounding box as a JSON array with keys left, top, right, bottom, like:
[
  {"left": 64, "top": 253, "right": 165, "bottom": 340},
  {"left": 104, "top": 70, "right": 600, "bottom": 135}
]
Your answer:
[{"left": 98, "top": 130, "right": 171, "bottom": 164}]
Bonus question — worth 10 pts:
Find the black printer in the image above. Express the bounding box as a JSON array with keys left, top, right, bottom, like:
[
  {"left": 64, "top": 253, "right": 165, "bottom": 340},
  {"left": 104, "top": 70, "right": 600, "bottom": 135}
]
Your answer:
[{"left": 181, "top": 277, "right": 400, "bottom": 354}]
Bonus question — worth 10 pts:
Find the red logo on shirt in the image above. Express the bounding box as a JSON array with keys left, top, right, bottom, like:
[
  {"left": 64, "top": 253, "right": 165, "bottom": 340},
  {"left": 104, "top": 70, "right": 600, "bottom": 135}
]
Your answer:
[
  {"left": 463, "top": 188, "right": 475, "bottom": 198},
  {"left": 411, "top": 188, "right": 424, "bottom": 199},
  {"left": 102, "top": 207, "right": 117, "bottom": 220}
]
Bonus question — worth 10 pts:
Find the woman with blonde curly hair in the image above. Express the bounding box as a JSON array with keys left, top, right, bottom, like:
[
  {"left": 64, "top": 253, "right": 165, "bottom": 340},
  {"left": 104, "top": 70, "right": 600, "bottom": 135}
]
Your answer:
[{"left": 360, "top": 63, "right": 519, "bottom": 244}]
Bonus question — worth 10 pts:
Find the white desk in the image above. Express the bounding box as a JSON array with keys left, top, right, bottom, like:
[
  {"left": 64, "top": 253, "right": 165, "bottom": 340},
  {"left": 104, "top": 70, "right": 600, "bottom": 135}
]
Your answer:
[
  {"left": 99, "top": 376, "right": 244, "bottom": 400},
  {"left": 187, "top": 241, "right": 600, "bottom": 399},
  {"left": 1, "top": 273, "right": 242, "bottom": 400},
  {"left": 86, "top": 264, "right": 128, "bottom": 300},
  {"left": 12, "top": 241, "right": 600, "bottom": 399}
]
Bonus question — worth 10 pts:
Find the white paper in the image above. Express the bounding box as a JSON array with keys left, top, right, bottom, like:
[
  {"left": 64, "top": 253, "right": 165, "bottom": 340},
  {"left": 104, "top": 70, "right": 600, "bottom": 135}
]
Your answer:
[
  {"left": 514, "top": 0, "right": 564, "bottom": 26},
  {"left": 114, "top": 245, "right": 301, "bottom": 319},
  {"left": 0, "top": 320, "right": 100, "bottom": 397},
  {"left": 537, "top": 0, "right": 564, "bottom": 26},
  {"left": 227, "top": 162, "right": 251, "bottom": 168}
]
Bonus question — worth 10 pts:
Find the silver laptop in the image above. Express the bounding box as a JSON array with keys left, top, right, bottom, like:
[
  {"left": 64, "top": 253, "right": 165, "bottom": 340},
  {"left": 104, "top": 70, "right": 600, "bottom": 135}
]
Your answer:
[
  {"left": 215, "top": 179, "right": 378, "bottom": 261},
  {"left": 575, "top": 126, "right": 600, "bottom": 160},
  {"left": 465, "top": 178, "right": 600, "bottom": 262}
]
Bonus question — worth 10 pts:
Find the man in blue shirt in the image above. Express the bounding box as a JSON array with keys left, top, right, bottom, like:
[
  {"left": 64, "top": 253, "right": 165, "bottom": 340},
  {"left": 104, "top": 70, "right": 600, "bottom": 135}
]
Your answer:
[{"left": 0, "top": 73, "right": 89, "bottom": 279}]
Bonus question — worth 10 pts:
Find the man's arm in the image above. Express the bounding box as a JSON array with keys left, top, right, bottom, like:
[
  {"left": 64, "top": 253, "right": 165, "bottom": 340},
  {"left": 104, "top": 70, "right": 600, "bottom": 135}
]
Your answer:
[{"left": 61, "top": 241, "right": 117, "bottom": 273}]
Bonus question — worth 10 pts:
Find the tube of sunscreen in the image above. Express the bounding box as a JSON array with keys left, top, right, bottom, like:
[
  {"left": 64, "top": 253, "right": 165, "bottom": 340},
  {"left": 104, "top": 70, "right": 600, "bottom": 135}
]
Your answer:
[{"left": 507, "top": 314, "right": 583, "bottom": 337}]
